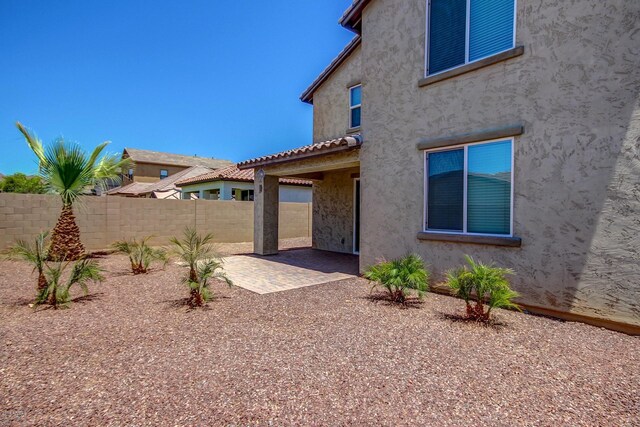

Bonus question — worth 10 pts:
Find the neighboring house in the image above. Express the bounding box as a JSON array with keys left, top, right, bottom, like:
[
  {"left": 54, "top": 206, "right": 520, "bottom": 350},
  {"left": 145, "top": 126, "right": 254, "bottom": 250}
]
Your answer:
[
  {"left": 107, "top": 165, "right": 213, "bottom": 199},
  {"left": 121, "top": 148, "right": 233, "bottom": 184},
  {"left": 238, "top": 0, "right": 640, "bottom": 332},
  {"left": 176, "top": 164, "right": 312, "bottom": 203}
]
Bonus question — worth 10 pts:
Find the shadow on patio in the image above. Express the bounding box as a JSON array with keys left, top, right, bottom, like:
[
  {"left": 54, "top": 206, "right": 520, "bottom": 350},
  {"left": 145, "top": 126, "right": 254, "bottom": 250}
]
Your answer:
[{"left": 222, "top": 248, "right": 359, "bottom": 294}]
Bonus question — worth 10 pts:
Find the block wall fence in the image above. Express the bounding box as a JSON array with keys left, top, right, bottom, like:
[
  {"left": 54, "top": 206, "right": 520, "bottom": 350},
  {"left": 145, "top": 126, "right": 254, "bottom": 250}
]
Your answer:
[{"left": 0, "top": 194, "right": 312, "bottom": 250}]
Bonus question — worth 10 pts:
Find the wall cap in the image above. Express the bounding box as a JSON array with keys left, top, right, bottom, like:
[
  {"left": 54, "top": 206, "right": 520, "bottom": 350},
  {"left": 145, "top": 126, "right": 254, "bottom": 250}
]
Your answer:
[
  {"left": 418, "top": 46, "right": 525, "bottom": 88},
  {"left": 417, "top": 231, "right": 522, "bottom": 247}
]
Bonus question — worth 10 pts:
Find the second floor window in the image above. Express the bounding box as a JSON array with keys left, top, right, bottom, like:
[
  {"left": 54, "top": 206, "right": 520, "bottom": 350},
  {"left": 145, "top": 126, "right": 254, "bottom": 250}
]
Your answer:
[
  {"left": 160, "top": 169, "right": 168, "bottom": 179},
  {"left": 427, "top": 0, "right": 515, "bottom": 75},
  {"left": 349, "top": 85, "right": 361, "bottom": 129}
]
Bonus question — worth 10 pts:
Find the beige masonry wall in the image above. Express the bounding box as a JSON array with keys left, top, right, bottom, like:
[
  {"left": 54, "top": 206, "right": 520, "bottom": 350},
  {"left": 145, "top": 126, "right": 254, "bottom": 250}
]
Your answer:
[{"left": 0, "top": 194, "right": 311, "bottom": 250}]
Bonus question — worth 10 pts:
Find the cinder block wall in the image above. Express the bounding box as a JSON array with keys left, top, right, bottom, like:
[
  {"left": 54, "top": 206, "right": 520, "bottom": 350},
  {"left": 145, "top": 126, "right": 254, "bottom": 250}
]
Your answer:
[{"left": 0, "top": 194, "right": 312, "bottom": 250}]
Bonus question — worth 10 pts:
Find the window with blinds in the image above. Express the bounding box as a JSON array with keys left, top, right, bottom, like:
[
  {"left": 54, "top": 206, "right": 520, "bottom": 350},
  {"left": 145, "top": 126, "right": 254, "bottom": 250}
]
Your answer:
[
  {"left": 427, "top": 0, "right": 515, "bottom": 75},
  {"left": 425, "top": 139, "right": 513, "bottom": 236}
]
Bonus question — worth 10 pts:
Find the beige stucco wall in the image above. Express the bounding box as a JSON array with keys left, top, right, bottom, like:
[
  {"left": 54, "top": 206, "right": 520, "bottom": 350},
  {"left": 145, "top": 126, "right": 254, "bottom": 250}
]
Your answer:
[
  {"left": 0, "top": 194, "right": 311, "bottom": 250},
  {"left": 312, "top": 46, "right": 362, "bottom": 142},
  {"left": 356, "top": 0, "right": 640, "bottom": 326},
  {"left": 124, "top": 162, "right": 189, "bottom": 184},
  {"left": 312, "top": 168, "right": 358, "bottom": 254}
]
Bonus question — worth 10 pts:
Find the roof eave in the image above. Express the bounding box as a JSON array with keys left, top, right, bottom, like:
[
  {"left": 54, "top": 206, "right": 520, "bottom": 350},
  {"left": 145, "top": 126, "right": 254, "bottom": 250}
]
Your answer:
[
  {"left": 299, "top": 35, "right": 362, "bottom": 104},
  {"left": 338, "top": 0, "right": 370, "bottom": 34}
]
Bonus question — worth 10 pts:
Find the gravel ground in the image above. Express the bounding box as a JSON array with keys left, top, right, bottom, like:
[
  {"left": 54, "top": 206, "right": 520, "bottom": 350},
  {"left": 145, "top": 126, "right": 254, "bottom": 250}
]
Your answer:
[{"left": 0, "top": 252, "right": 638, "bottom": 426}]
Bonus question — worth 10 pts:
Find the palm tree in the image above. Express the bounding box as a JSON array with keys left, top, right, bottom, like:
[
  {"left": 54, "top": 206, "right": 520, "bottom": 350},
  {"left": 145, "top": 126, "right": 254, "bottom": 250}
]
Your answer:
[
  {"left": 170, "top": 227, "right": 232, "bottom": 307},
  {"left": 16, "top": 122, "right": 131, "bottom": 261},
  {"left": 4, "top": 231, "right": 49, "bottom": 296}
]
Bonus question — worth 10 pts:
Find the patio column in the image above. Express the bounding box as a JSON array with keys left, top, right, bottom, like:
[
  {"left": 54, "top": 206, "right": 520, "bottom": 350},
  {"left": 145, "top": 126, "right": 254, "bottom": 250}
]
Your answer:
[{"left": 254, "top": 169, "right": 279, "bottom": 255}]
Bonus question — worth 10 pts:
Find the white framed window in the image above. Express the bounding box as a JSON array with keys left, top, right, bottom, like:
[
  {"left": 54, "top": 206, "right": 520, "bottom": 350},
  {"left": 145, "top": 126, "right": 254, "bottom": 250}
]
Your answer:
[
  {"left": 423, "top": 138, "right": 514, "bottom": 236},
  {"left": 425, "top": 0, "right": 516, "bottom": 76},
  {"left": 349, "top": 84, "right": 361, "bottom": 129},
  {"left": 160, "top": 169, "right": 168, "bottom": 179}
]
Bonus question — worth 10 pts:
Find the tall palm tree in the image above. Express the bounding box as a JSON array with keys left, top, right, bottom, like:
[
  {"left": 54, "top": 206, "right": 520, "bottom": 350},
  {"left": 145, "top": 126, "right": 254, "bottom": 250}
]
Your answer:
[{"left": 17, "top": 122, "right": 131, "bottom": 261}]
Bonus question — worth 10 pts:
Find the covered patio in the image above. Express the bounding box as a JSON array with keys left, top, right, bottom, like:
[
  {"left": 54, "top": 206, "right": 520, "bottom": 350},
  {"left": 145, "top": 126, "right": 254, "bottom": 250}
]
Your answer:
[{"left": 238, "top": 135, "right": 363, "bottom": 258}]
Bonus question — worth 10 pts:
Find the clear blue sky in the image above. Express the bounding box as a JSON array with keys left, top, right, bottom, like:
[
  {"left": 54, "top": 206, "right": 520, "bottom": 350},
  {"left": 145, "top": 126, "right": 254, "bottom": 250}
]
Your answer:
[{"left": 0, "top": 0, "right": 354, "bottom": 174}]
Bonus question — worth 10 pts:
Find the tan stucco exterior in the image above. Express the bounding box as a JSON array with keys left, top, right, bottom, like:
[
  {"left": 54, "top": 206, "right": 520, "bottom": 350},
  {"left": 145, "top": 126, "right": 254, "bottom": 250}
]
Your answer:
[
  {"left": 349, "top": 0, "right": 639, "bottom": 327},
  {"left": 124, "top": 162, "right": 188, "bottom": 184},
  {"left": 312, "top": 46, "right": 362, "bottom": 143}
]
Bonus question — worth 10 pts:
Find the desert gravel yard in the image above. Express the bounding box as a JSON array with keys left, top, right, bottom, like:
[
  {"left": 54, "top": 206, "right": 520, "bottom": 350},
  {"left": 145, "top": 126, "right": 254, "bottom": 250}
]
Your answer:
[{"left": 1, "top": 251, "right": 639, "bottom": 426}]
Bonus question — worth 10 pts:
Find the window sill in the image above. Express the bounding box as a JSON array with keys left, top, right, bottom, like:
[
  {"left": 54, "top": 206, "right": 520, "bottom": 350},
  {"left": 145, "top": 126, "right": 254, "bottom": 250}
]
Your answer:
[
  {"left": 346, "top": 126, "right": 361, "bottom": 134},
  {"left": 418, "top": 46, "right": 524, "bottom": 88},
  {"left": 417, "top": 231, "right": 522, "bottom": 247}
]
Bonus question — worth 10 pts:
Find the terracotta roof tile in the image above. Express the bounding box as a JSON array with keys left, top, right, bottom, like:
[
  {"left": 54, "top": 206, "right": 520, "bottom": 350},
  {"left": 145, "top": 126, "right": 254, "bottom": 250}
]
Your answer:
[
  {"left": 175, "top": 164, "right": 312, "bottom": 187},
  {"left": 237, "top": 135, "right": 363, "bottom": 169},
  {"left": 108, "top": 166, "right": 214, "bottom": 196}
]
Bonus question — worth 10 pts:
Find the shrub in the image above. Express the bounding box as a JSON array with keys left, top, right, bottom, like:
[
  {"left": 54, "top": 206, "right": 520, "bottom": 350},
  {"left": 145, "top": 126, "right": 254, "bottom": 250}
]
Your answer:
[
  {"left": 170, "top": 228, "right": 232, "bottom": 307},
  {"left": 112, "top": 237, "right": 167, "bottom": 274},
  {"left": 364, "top": 254, "right": 429, "bottom": 303},
  {"left": 4, "top": 231, "right": 49, "bottom": 295},
  {"left": 40, "top": 258, "right": 104, "bottom": 308},
  {"left": 446, "top": 255, "right": 520, "bottom": 321}
]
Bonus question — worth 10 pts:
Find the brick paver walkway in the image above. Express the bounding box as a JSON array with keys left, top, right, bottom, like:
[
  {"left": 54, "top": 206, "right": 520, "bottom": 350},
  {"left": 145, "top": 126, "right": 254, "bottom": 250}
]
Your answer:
[{"left": 222, "top": 248, "right": 359, "bottom": 294}]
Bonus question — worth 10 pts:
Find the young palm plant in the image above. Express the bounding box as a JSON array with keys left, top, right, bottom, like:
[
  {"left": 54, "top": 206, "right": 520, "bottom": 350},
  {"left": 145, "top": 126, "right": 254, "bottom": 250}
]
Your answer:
[
  {"left": 170, "top": 227, "right": 232, "bottom": 307},
  {"left": 446, "top": 255, "right": 520, "bottom": 321},
  {"left": 112, "top": 237, "right": 167, "bottom": 274},
  {"left": 40, "top": 258, "right": 104, "bottom": 308},
  {"left": 4, "top": 231, "right": 50, "bottom": 297},
  {"left": 17, "top": 122, "right": 131, "bottom": 261},
  {"left": 364, "top": 254, "right": 429, "bottom": 303}
]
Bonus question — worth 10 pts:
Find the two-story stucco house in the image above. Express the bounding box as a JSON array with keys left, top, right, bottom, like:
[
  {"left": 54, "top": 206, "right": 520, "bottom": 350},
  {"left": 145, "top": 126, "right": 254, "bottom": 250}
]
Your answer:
[{"left": 239, "top": 0, "right": 640, "bottom": 332}]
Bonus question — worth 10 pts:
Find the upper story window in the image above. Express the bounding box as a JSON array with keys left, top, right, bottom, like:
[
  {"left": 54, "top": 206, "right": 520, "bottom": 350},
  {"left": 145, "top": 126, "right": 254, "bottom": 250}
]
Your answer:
[
  {"left": 349, "top": 85, "right": 362, "bottom": 129},
  {"left": 424, "top": 138, "right": 513, "bottom": 236},
  {"left": 127, "top": 168, "right": 134, "bottom": 180},
  {"left": 426, "top": 0, "right": 516, "bottom": 76},
  {"left": 160, "top": 169, "right": 168, "bottom": 179}
]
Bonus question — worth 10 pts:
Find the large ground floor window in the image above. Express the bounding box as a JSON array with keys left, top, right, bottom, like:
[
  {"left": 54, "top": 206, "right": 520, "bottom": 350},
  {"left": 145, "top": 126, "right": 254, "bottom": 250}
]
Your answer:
[{"left": 424, "top": 138, "right": 513, "bottom": 236}]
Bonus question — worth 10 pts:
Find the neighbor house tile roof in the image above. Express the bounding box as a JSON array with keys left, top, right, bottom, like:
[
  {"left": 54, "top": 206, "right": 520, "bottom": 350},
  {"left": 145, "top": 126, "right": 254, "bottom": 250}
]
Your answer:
[
  {"left": 175, "top": 164, "right": 312, "bottom": 187},
  {"left": 300, "top": 35, "right": 361, "bottom": 104},
  {"left": 107, "top": 166, "right": 214, "bottom": 196},
  {"left": 123, "top": 148, "right": 233, "bottom": 169},
  {"left": 237, "top": 135, "right": 363, "bottom": 169}
]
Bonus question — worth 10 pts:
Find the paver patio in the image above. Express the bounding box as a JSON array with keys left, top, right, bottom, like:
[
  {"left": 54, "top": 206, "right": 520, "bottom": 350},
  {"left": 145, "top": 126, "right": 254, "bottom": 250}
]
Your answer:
[{"left": 222, "top": 248, "right": 359, "bottom": 294}]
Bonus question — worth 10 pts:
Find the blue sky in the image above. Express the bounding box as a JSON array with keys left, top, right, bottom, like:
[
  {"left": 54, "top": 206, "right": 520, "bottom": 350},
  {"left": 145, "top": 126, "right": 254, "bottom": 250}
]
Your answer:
[{"left": 0, "top": 0, "right": 354, "bottom": 174}]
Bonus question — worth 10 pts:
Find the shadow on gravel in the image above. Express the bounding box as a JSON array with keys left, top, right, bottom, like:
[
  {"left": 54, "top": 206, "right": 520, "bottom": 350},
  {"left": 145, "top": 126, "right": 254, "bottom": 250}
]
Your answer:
[
  {"left": 437, "top": 312, "right": 508, "bottom": 330},
  {"left": 162, "top": 296, "right": 231, "bottom": 311},
  {"left": 363, "top": 292, "right": 425, "bottom": 309}
]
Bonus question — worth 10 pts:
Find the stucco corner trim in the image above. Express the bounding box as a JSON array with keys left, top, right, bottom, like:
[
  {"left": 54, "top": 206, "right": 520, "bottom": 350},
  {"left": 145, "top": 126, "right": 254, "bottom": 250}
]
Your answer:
[
  {"left": 418, "top": 46, "right": 525, "bottom": 88},
  {"left": 417, "top": 232, "right": 522, "bottom": 247},
  {"left": 416, "top": 123, "right": 524, "bottom": 151}
]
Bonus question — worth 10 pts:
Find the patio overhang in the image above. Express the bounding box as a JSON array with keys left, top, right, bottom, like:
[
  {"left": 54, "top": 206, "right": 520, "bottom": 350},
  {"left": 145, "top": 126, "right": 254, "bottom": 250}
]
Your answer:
[{"left": 239, "top": 135, "right": 362, "bottom": 256}]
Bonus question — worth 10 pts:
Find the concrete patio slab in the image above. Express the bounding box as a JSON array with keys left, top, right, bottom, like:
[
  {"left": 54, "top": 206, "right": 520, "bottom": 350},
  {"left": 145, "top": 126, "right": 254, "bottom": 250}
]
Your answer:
[{"left": 222, "top": 248, "right": 359, "bottom": 294}]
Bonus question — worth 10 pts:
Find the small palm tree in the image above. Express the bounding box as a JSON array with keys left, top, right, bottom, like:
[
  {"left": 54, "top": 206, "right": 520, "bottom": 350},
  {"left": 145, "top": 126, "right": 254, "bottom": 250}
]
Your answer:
[
  {"left": 446, "top": 255, "right": 520, "bottom": 321},
  {"left": 17, "top": 122, "right": 131, "bottom": 261},
  {"left": 364, "top": 254, "right": 429, "bottom": 303},
  {"left": 170, "top": 227, "right": 232, "bottom": 307},
  {"left": 41, "top": 258, "right": 104, "bottom": 308},
  {"left": 112, "top": 237, "right": 167, "bottom": 274},
  {"left": 4, "top": 231, "right": 49, "bottom": 296}
]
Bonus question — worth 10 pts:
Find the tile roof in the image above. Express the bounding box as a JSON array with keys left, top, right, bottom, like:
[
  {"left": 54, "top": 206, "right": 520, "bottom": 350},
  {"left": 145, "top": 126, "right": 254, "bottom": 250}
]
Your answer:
[
  {"left": 300, "top": 35, "right": 361, "bottom": 104},
  {"left": 123, "top": 148, "right": 233, "bottom": 169},
  {"left": 175, "top": 164, "right": 312, "bottom": 187},
  {"left": 107, "top": 166, "right": 214, "bottom": 196},
  {"left": 237, "top": 135, "right": 363, "bottom": 169}
]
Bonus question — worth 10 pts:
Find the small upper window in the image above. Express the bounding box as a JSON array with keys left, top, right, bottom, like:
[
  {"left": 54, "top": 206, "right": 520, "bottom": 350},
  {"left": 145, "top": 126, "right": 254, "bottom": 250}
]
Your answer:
[
  {"left": 427, "top": 0, "right": 515, "bottom": 76},
  {"left": 127, "top": 168, "right": 134, "bottom": 180},
  {"left": 349, "top": 85, "right": 362, "bottom": 129},
  {"left": 160, "top": 169, "right": 168, "bottom": 179}
]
